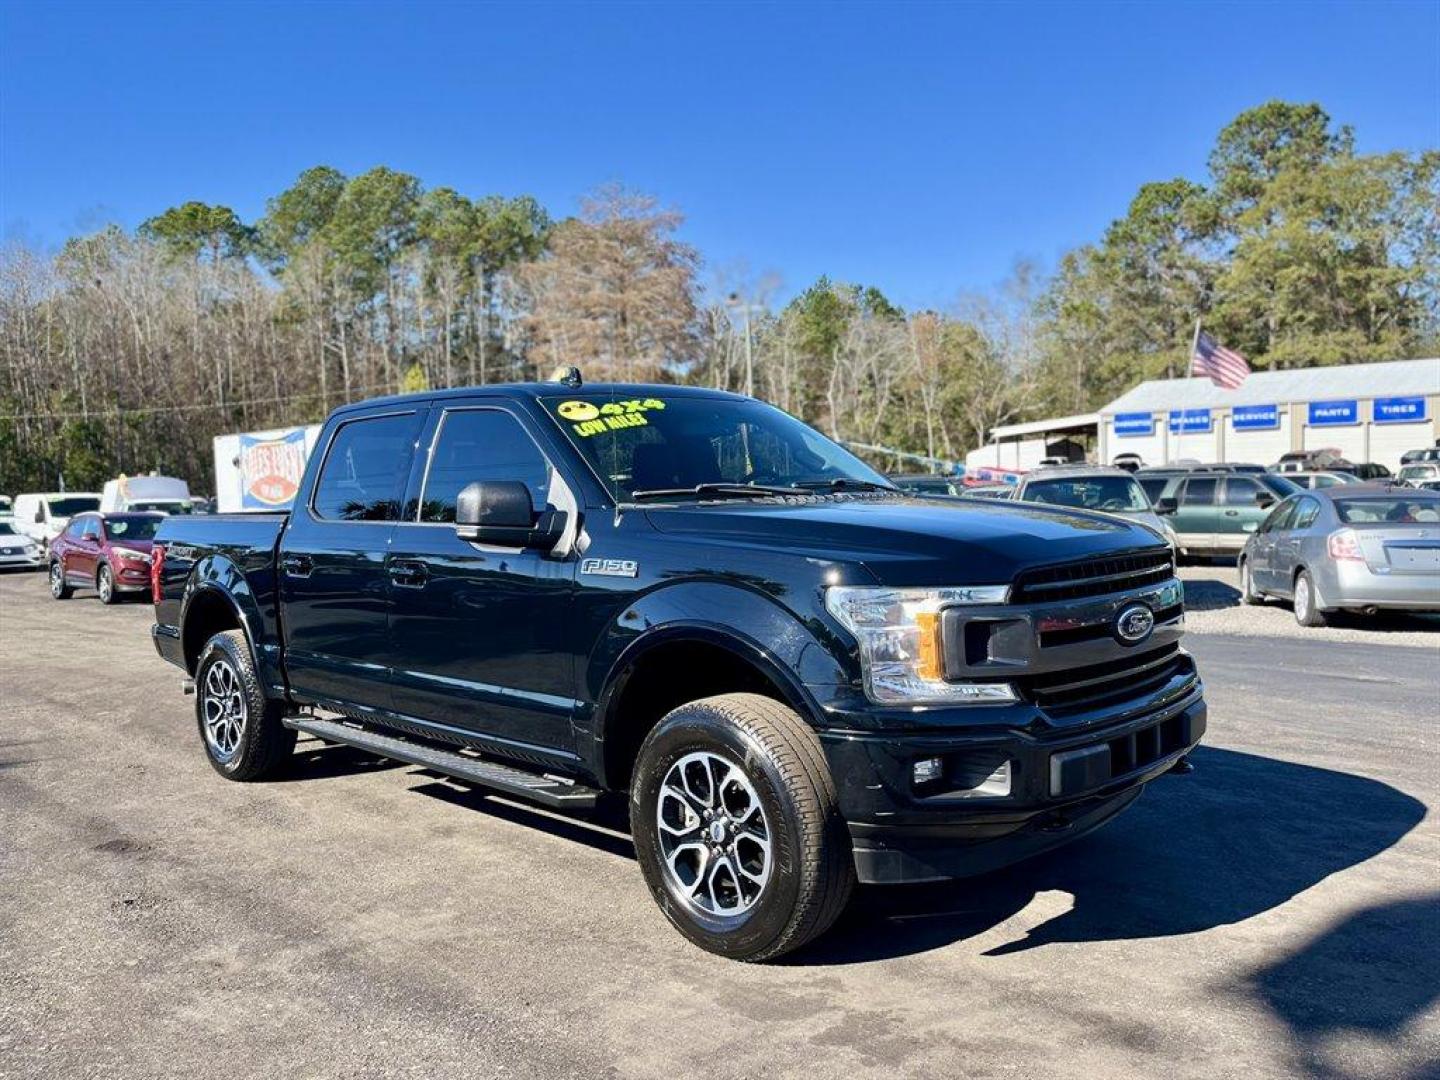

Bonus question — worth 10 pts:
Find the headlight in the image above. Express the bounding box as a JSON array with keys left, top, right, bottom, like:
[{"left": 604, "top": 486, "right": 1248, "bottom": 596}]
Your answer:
[
  {"left": 825, "top": 585, "right": 1017, "bottom": 705},
  {"left": 112, "top": 546, "right": 152, "bottom": 563}
]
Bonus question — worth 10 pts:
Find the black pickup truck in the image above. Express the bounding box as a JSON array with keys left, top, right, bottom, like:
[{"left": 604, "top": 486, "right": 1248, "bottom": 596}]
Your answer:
[{"left": 151, "top": 380, "right": 1205, "bottom": 960}]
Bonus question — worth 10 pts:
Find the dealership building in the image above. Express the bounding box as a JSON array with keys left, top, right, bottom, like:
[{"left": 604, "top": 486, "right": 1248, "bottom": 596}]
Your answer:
[{"left": 1097, "top": 357, "right": 1439, "bottom": 472}]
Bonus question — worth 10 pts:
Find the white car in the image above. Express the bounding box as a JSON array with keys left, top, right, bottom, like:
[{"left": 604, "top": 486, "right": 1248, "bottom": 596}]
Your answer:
[
  {"left": 0, "top": 519, "right": 43, "bottom": 570},
  {"left": 11, "top": 492, "right": 102, "bottom": 550},
  {"left": 1398, "top": 463, "right": 1440, "bottom": 487}
]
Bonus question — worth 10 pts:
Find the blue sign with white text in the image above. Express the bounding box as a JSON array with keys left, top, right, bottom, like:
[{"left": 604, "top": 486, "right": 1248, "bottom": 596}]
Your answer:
[
  {"left": 1231, "top": 404, "right": 1280, "bottom": 431},
  {"left": 1308, "top": 400, "right": 1358, "bottom": 426},
  {"left": 1114, "top": 412, "right": 1155, "bottom": 437},
  {"left": 1168, "top": 408, "right": 1213, "bottom": 434},
  {"left": 1373, "top": 396, "right": 1427, "bottom": 424}
]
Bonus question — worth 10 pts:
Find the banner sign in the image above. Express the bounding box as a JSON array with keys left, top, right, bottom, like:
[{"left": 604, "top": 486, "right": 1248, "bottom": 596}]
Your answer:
[
  {"left": 1308, "top": 400, "right": 1358, "bottom": 427},
  {"left": 1168, "top": 408, "right": 1213, "bottom": 434},
  {"left": 1231, "top": 404, "right": 1280, "bottom": 431},
  {"left": 1113, "top": 412, "right": 1156, "bottom": 437},
  {"left": 1373, "top": 396, "right": 1427, "bottom": 424},
  {"left": 239, "top": 428, "right": 309, "bottom": 508}
]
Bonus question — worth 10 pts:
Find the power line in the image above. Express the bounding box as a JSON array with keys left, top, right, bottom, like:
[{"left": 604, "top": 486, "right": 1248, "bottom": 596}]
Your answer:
[{"left": 0, "top": 379, "right": 420, "bottom": 422}]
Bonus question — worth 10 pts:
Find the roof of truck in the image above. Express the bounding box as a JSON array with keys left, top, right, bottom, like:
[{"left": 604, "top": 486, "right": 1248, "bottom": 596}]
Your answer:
[{"left": 331, "top": 382, "right": 744, "bottom": 417}]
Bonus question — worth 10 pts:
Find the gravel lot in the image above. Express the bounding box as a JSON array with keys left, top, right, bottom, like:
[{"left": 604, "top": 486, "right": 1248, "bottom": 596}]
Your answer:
[{"left": 2, "top": 569, "right": 1437, "bottom": 1080}]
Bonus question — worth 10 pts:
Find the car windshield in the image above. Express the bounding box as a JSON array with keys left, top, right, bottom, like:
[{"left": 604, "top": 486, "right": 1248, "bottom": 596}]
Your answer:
[
  {"left": 48, "top": 496, "right": 99, "bottom": 516},
  {"left": 543, "top": 393, "right": 895, "bottom": 502},
  {"left": 1399, "top": 466, "right": 1438, "bottom": 480},
  {"left": 1023, "top": 475, "right": 1149, "bottom": 512},
  {"left": 1333, "top": 496, "right": 1440, "bottom": 524},
  {"left": 0, "top": 522, "right": 16, "bottom": 536},
  {"left": 104, "top": 516, "right": 162, "bottom": 540}
]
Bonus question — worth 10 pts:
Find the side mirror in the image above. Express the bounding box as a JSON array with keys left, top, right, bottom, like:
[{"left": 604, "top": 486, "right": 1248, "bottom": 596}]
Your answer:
[
  {"left": 34, "top": 508, "right": 45, "bottom": 523},
  {"left": 455, "top": 481, "right": 565, "bottom": 550},
  {"left": 1154, "top": 496, "right": 1177, "bottom": 515},
  {"left": 1255, "top": 492, "right": 1275, "bottom": 508}
]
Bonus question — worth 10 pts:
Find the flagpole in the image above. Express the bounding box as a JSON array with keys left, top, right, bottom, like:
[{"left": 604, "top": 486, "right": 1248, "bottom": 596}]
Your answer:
[{"left": 1175, "top": 319, "right": 1201, "bottom": 465}]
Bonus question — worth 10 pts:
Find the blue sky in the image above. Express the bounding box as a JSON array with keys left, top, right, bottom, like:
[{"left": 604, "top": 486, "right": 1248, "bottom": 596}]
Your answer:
[{"left": 2, "top": 0, "right": 1436, "bottom": 309}]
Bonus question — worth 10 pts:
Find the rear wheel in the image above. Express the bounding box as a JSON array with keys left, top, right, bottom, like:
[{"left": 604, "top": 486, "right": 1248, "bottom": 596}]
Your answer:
[
  {"left": 195, "top": 630, "right": 295, "bottom": 780},
  {"left": 49, "top": 561, "right": 73, "bottom": 600},
  {"left": 630, "top": 693, "right": 854, "bottom": 962},
  {"left": 96, "top": 564, "right": 117, "bottom": 604},
  {"left": 1293, "top": 570, "right": 1328, "bottom": 627}
]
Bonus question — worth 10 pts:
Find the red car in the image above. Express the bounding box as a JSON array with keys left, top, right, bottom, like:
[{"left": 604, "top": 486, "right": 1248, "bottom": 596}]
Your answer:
[{"left": 48, "top": 511, "right": 163, "bottom": 604}]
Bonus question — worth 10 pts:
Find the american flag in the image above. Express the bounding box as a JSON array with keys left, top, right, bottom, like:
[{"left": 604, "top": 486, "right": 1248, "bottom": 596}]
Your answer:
[{"left": 1191, "top": 330, "right": 1250, "bottom": 389}]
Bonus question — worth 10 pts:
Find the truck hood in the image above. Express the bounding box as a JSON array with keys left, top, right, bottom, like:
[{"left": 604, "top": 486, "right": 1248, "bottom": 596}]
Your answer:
[{"left": 643, "top": 495, "right": 1164, "bottom": 586}]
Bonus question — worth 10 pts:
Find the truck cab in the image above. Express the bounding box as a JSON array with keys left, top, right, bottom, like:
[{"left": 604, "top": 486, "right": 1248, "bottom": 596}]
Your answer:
[{"left": 152, "top": 381, "right": 1205, "bottom": 961}]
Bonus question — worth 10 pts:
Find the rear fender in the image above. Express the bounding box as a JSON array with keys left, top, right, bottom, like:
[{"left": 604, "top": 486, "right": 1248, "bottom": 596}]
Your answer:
[{"left": 181, "top": 554, "right": 282, "bottom": 692}]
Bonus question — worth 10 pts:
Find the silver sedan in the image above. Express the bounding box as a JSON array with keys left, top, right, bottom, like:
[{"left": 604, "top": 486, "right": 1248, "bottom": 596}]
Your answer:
[{"left": 1239, "top": 486, "right": 1440, "bottom": 626}]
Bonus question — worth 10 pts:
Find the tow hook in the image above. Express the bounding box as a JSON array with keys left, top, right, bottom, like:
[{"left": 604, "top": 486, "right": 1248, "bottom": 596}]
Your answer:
[{"left": 1169, "top": 755, "right": 1194, "bottom": 775}]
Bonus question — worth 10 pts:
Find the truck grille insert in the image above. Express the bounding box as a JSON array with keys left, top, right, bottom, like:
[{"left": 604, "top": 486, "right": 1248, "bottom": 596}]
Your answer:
[
  {"left": 1011, "top": 549, "right": 1175, "bottom": 603},
  {"left": 1016, "top": 642, "right": 1195, "bottom": 717}
]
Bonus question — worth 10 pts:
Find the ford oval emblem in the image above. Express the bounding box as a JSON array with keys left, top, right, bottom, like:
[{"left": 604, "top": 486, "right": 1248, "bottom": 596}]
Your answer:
[{"left": 1114, "top": 602, "right": 1155, "bottom": 646}]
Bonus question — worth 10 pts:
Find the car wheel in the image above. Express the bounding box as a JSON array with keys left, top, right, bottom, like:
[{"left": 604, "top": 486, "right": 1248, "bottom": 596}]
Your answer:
[
  {"left": 1239, "top": 559, "right": 1263, "bottom": 605},
  {"left": 49, "top": 561, "right": 73, "bottom": 600},
  {"left": 1293, "top": 570, "right": 1328, "bottom": 627},
  {"left": 630, "top": 693, "right": 854, "bottom": 962},
  {"left": 195, "top": 630, "right": 296, "bottom": 781},
  {"left": 96, "top": 564, "right": 117, "bottom": 605}
]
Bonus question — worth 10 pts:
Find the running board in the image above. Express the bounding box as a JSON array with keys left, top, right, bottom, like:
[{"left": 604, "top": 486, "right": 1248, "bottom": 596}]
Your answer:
[{"left": 285, "top": 716, "right": 599, "bottom": 809}]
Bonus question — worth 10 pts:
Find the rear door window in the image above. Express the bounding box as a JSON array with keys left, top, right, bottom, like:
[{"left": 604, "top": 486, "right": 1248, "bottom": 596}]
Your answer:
[
  {"left": 1223, "top": 477, "right": 1263, "bottom": 506},
  {"left": 420, "top": 409, "right": 553, "bottom": 523},
  {"left": 1292, "top": 498, "right": 1321, "bottom": 530},
  {"left": 312, "top": 412, "right": 422, "bottom": 522}
]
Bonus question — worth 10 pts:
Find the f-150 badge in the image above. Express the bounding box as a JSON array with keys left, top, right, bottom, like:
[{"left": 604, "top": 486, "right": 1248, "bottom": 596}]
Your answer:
[{"left": 581, "top": 558, "right": 639, "bottom": 578}]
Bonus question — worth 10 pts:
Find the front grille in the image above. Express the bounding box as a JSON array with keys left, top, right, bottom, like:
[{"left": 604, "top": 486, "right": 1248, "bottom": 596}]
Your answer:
[
  {"left": 1012, "top": 548, "right": 1175, "bottom": 603},
  {"left": 1015, "top": 642, "right": 1195, "bottom": 717},
  {"left": 1037, "top": 601, "right": 1184, "bottom": 648}
]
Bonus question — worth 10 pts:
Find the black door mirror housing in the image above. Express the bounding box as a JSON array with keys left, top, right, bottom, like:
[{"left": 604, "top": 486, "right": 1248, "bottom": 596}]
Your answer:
[
  {"left": 455, "top": 481, "right": 565, "bottom": 550},
  {"left": 1153, "top": 496, "right": 1178, "bottom": 515},
  {"left": 1255, "top": 492, "right": 1275, "bottom": 508}
]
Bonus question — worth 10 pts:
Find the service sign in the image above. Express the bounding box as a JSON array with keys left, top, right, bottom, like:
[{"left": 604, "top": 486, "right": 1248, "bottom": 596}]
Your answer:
[
  {"left": 1231, "top": 404, "right": 1280, "bottom": 431},
  {"left": 1113, "top": 412, "right": 1155, "bottom": 437},
  {"left": 1373, "top": 396, "right": 1427, "bottom": 424},
  {"left": 1168, "top": 408, "right": 1212, "bottom": 434},
  {"left": 239, "top": 428, "right": 309, "bottom": 508},
  {"left": 1308, "top": 400, "right": 1358, "bottom": 426}
]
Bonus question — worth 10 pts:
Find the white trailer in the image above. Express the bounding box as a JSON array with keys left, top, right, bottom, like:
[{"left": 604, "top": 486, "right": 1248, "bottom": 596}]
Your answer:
[{"left": 213, "top": 425, "right": 322, "bottom": 513}]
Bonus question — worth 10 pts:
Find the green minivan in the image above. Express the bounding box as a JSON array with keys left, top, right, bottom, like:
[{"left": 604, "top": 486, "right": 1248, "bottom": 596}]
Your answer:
[{"left": 1154, "top": 473, "right": 1301, "bottom": 557}]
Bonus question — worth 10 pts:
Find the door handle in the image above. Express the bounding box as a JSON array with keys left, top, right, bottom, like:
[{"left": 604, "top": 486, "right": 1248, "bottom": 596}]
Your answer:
[
  {"left": 1224, "top": 510, "right": 1240, "bottom": 517},
  {"left": 388, "top": 560, "right": 429, "bottom": 588},
  {"left": 281, "top": 554, "right": 314, "bottom": 578}
]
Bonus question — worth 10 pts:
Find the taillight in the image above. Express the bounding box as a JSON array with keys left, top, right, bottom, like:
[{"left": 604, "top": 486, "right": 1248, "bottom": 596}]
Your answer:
[
  {"left": 1327, "top": 529, "right": 1363, "bottom": 562},
  {"left": 151, "top": 543, "right": 166, "bottom": 603}
]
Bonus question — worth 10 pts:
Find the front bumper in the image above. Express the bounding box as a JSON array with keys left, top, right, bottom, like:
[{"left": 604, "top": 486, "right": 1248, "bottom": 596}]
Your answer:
[
  {"left": 820, "top": 690, "right": 1206, "bottom": 884},
  {"left": 0, "top": 551, "right": 42, "bottom": 569}
]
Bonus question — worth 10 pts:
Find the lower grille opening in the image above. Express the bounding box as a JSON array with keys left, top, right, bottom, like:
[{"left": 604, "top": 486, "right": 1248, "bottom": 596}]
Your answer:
[
  {"left": 1109, "top": 713, "right": 1188, "bottom": 778},
  {"left": 1017, "top": 642, "right": 1196, "bottom": 717}
]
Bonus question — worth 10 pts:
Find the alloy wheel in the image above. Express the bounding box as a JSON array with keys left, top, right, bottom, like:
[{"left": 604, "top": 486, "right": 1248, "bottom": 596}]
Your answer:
[
  {"left": 201, "top": 658, "right": 247, "bottom": 762},
  {"left": 655, "top": 751, "right": 772, "bottom": 918},
  {"left": 1295, "top": 577, "right": 1310, "bottom": 620},
  {"left": 49, "top": 563, "right": 63, "bottom": 597},
  {"left": 98, "top": 566, "right": 113, "bottom": 603}
]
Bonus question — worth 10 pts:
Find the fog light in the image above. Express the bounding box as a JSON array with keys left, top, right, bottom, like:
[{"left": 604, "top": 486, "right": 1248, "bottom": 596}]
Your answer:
[
  {"left": 962, "top": 760, "right": 1012, "bottom": 798},
  {"left": 913, "top": 757, "right": 945, "bottom": 785}
]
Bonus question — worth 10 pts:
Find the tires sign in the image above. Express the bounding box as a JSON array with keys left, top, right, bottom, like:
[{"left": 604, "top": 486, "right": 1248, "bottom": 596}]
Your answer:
[
  {"left": 1374, "top": 396, "right": 1427, "bottom": 424},
  {"left": 239, "top": 429, "right": 309, "bottom": 508}
]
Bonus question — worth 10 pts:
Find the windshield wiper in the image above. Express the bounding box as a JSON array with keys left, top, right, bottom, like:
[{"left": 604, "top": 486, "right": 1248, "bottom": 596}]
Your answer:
[
  {"left": 790, "top": 478, "right": 901, "bottom": 494},
  {"left": 630, "top": 482, "right": 805, "bottom": 502}
]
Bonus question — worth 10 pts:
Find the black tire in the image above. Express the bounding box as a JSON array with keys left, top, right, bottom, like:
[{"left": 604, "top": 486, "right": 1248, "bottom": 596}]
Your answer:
[
  {"left": 1293, "top": 570, "right": 1328, "bottom": 627},
  {"left": 48, "top": 561, "right": 73, "bottom": 600},
  {"left": 630, "top": 693, "right": 854, "bottom": 962},
  {"left": 1239, "top": 558, "right": 1263, "bottom": 605},
  {"left": 194, "top": 629, "right": 296, "bottom": 781},
  {"left": 96, "top": 563, "right": 118, "bottom": 605}
]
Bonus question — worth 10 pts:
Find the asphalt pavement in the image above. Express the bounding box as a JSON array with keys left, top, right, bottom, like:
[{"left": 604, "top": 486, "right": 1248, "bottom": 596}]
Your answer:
[{"left": 1, "top": 571, "right": 1437, "bottom": 1080}]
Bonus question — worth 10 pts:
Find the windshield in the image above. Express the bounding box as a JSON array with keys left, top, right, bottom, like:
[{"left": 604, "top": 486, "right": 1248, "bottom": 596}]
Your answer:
[
  {"left": 1400, "top": 465, "right": 1438, "bottom": 480},
  {"left": 1023, "top": 475, "right": 1149, "bottom": 513},
  {"left": 104, "top": 516, "right": 162, "bottom": 541},
  {"left": 48, "top": 496, "right": 99, "bottom": 516},
  {"left": 1335, "top": 496, "right": 1440, "bottom": 524},
  {"left": 0, "top": 522, "right": 17, "bottom": 536},
  {"left": 543, "top": 394, "right": 893, "bottom": 502}
]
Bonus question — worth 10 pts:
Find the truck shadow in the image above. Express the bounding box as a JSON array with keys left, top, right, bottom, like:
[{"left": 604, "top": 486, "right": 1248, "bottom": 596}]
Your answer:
[{"left": 787, "top": 745, "right": 1425, "bottom": 965}]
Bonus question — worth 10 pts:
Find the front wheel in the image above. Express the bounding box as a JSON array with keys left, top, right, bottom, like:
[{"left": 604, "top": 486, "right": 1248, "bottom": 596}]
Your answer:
[
  {"left": 96, "top": 563, "right": 117, "bottom": 604},
  {"left": 49, "top": 561, "right": 73, "bottom": 600},
  {"left": 195, "top": 630, "right": 296, "bottom": 780},
  {"left": 1239, "top": 559, "right": 1262, "bottom": 605},
  {"left": 630, "top": 693, "right": 854, "bottom": 962},
  {"left": 1293, "top": 570, "right": 1328, "bottom": 627}
]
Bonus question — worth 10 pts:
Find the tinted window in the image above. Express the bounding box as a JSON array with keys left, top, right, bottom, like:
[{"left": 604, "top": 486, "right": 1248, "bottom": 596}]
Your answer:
[
  {"left": 105, "top": 516, "right": 162, "bottom": 541},
  {"left": 1292, "top": 498, "right": 1321, "bottom": 530},
  {"left": 1181, "top": 477, "right": 1217, "bottom": 505},
  {"left": 1024, "top": 476, "right": 1149, "bottom": 512},
  {"left": 1334, "top": 496, "right": 1440, "bottom": 524},
  {"left": 0, "top": 522, "right": 14, "bottom": 535},
  {"left": 312, "top": 413, "right": 419, "bottom": 522},
  {"left": 1137, "top": 476, "right": 1170, "bottom": 503},
  {"left": 1223, "top": 477, "right": 1263, "bottom": 506},
  {"left": 420, "top": 409, "right": 553, "bottom": 523},
  {"left": 48, "top": 496, "right": 100, "bottom": 517}
]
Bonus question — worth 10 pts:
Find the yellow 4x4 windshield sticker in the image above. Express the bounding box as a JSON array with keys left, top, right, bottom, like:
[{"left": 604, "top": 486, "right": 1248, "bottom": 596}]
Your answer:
[{"left": 558, "top": 398, "right": 666, "bottom": 437}]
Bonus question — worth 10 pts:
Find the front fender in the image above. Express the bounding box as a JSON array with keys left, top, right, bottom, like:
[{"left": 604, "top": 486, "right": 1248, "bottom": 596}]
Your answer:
[
  {"left": 581, "top": 580, "right": 853, "bottom": 762},
  {"left": 181, "top": 554, "right": 281, "bottom": 690}
]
